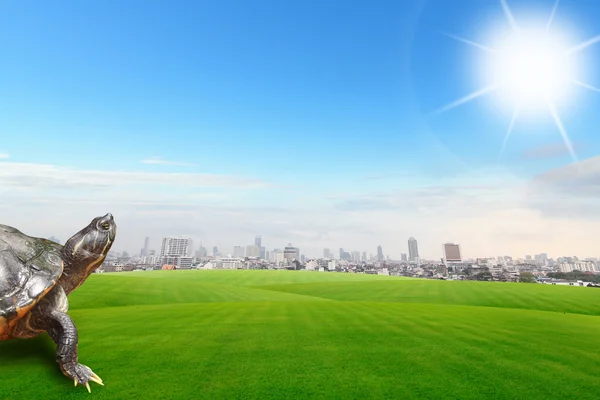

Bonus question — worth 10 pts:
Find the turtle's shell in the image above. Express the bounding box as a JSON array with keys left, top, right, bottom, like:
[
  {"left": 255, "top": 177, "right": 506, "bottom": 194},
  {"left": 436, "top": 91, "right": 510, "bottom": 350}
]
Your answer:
[{"left": 0, "top": 224, "right": 63, "bottom": 339}]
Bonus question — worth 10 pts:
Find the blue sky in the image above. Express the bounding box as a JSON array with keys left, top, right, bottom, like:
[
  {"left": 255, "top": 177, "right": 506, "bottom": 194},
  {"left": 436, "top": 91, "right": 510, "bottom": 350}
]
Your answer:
[{"left": 1, "top": 0, "right": 600, "bottom": 259}]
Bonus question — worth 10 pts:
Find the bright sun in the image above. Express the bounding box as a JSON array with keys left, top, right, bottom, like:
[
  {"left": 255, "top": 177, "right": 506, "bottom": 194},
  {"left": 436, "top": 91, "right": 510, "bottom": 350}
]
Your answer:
[
  {"left": 435, "top": 0, "right": 600, "bottom": 162},
  {"left": 491, "top": 29, "right": 574, "bottom": 110}
]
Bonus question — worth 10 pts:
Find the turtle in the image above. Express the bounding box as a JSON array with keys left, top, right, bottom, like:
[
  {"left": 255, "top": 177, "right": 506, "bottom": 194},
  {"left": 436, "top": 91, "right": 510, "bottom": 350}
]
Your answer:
[{"left": 0, "top": 213, "right": 116, "bottom": 392}]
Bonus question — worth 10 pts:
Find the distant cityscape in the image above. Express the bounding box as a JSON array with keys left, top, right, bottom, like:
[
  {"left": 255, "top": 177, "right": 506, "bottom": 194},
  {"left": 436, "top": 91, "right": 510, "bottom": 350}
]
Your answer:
[{"left": 47, "top": 234, "right": 600, "bottom": 286}]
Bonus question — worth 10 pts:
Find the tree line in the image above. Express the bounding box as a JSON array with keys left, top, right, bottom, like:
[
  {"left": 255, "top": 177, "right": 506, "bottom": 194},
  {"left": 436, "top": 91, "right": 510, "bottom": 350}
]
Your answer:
[{"left": 547, "top": 271, "right": 600, "bottom": 283}]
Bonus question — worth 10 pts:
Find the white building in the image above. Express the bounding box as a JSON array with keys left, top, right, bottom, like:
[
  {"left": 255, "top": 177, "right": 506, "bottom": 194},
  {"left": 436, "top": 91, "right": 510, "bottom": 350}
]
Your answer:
[
  {"left": 305, "top": 260, "right": 318, "bottom": 270},
  {"left": 200, "top": 261, "right": 216, "bottom": 270},
  {"left": 159, "top": 237, "right": 193, "bottom": 267},
  {"left": 160, "top": 255, "right": 193, "bottom": 269},
  {"left": 160, "top": 237, "right": 192, "bottom": 257},
  {"left": 141, "top": 254, "right": 159, "bottom": 265},
  {"left": 221, "top": 257, "right": 244, "bottom": 269},
  {"left": 275, "top": 251, "right": 285, "bottom": 265},
  {"left": 558, "top": 262, "right": 599, "bottom": 273}
]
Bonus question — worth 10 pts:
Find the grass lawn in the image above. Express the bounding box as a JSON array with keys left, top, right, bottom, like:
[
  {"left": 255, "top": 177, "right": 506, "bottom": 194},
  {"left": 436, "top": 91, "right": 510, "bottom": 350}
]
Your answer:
[{"left": 1, "top": 270, "right": 599, "bottom": 399}]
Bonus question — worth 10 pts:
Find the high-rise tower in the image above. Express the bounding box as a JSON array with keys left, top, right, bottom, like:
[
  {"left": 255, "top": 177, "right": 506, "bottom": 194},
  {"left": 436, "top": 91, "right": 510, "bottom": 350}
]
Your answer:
[{"left": 408, "top": 237, "right": 419, "bottom": 261}]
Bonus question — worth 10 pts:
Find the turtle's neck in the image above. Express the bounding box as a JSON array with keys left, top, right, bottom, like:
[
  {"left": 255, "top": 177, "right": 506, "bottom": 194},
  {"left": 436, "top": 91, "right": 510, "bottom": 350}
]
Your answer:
[{"left": 58, "top": 235, "right": 105, "bottom": 295}]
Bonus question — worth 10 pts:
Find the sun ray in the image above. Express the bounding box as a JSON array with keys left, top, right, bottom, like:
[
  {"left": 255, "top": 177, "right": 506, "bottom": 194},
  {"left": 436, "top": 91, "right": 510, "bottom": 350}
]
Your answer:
[
  {"left": 498, "top": 107, "right": 519, "bottom": 161},
  {"left": 432, "top": 85, "right": 499, "bottom": 115},
  {"left": 546, "top": 0, "right": 560, "bottom": 32},
  {"left": 572, "top": 79, "right": 600, "bottom": 94},
  {"left": 566, "top": 34, "right": 600, "bottom": 55},
  {"left": 547, "top": 101, "right": 578, "bottom": 163},
  {"left": 500, "top": 0, "right": 519, "bottom": 32},
  {"left": 442, "top": 32, "right": 495, "bottom": 52}
]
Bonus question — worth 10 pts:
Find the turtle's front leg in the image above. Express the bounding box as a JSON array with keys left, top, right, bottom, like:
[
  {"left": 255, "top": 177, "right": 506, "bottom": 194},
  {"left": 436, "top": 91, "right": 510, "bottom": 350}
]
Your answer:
[{"left": 43, "top": 311, "right": 104, "bottom": 392}]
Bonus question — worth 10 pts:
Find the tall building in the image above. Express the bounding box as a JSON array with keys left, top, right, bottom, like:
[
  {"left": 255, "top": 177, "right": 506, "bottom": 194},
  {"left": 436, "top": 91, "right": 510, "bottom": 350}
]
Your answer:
[
  {"left": 377, "top": 245, "right": 384, "bottom": 261},
  {"left": 443, "top": 243, "right": 462, "bottom": 262},
  {"left": 159, "top": 237, "right": 193, "bottom": 268},
  {"left": 160, "top": 237, "right": 192, "bottom": 258},
  {"left": 284, "top": 244, "right": 300, "bottom": 262},
  {"left": 535, "top": 253, "right": 548, "bottom": 266},
  {"left": 361, "top": 252, "right": 367, "bottom": 262},
  {"left": 254, "top": 236, "right": 265, "bottom": 259},
  {"left": 339, "top": 248, "right": 344, "bottom": 259},
  {"left": 141, "top": 236, "right": 149, "bottom": 257},
  {"left": 323, "top": 248, "right": 331, "bottom": 259},
  {"left": 408, "top": 237, "right": 419, "bottom": 261},
  {"left": 233, "top": 246, "right": 245, "bottom": 258},
  {"left": 270, "top": 249, "right": 283, "bottom": 263},
  {"left": 212, "top": 246, "right": 218, "bottom": 256},
  {"left": 401, "top": 253, "right": 408, "bottom": 262},
  {"left": 246, "top": 245, "right": 260, "bottom": 258}
]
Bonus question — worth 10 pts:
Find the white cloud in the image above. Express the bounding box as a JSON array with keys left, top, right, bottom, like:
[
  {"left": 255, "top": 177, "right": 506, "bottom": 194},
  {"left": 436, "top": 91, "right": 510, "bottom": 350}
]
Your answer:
[
  {"left": 140, "top": 156, "right": 197, "bottom": 167},
  {"left": 0, "top": 161, "right": 269, "bottom": 189},
  {"left": 521, "top": 142, "right": 584, "bottom": 160},
  {"left": 0, "top": 159, "right": 599, "bottom": 260},
  {"left": 0, "top": 153, "right": 9, "bottom": 159}
]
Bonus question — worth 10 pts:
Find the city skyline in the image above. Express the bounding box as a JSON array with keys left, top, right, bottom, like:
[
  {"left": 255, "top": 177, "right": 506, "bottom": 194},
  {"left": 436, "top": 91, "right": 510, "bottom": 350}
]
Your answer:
[
  {"left": 2, "top": 0, "right": 600, "bottom": 258},
  {"left": 126, "top": 234, "right": 583, "bottom": 262}
]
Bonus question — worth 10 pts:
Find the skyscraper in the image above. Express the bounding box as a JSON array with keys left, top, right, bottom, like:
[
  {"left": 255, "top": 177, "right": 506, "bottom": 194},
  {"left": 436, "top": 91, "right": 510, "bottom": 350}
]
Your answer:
[
  {"left": 377, "top": 245, "right": 384, "bottom": 261},
  {"left": 254, "top": 236, "right": 265, "bottom": 259},
  {"left": 443, "top": 243, "right": 462, "bottom": 262},
  {"left": 323, "top": 248, "right": 331, "bottom": 259},
  {"left": 284, "top": 244, "right": 300, "bottom": 261},
  {"left": 246, "top": 245, "right": 260, "bottom": 258},
  {"left": 233, "top": 246, "right": 245, "bottom": 258},
  {"left": 408, "top": 237, "right": 419, "bottom": 261},
  {"left": 141, "top": 236, "right": 150, "bottom": 257}
]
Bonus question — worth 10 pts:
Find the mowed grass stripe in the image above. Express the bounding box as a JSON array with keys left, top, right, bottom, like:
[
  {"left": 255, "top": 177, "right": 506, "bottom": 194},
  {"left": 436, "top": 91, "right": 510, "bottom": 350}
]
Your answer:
[
  {"left": 2, "top": 301, "right": 598, "bottom": 399},
  {"left": 68, "top": 275, "right": 330, "bottom": 310},
  {"left": 114, "top": 269, "right": 402, "bottom": 286},
  {"left": 258, "top": 279, "right": 600, "bottom": 315}
]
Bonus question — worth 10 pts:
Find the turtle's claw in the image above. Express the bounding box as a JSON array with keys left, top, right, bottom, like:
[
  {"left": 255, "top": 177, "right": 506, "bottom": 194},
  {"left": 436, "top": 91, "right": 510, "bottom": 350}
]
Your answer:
[
  {"left": 62, "top": 362, "right": 103, "bottom": 392},
  {"left": 89, "top": 373, "right": 104, "bottom": 386}
]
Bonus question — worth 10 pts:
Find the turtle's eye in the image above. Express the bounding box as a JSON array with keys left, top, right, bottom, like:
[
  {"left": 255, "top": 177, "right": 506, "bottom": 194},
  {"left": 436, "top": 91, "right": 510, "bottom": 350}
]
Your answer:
[{"left": 100, "top": 222, "right": 110, "bottom": 230}]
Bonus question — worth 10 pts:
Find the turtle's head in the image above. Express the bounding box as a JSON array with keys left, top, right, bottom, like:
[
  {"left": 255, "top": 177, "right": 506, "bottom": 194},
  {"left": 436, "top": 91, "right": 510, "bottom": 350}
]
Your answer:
[{"left": 61, "top": 214, "right": 117, "bottom": 292}]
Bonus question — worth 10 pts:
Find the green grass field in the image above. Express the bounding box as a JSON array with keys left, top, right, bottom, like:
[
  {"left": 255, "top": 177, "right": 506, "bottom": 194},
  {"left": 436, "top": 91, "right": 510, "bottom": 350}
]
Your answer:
[{"left": 1, "top": 270, "right": 599, "bottom": 399}]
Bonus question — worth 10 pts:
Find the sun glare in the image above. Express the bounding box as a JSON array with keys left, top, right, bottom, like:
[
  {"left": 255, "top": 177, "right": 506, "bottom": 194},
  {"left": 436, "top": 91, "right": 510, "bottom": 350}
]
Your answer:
[
  {"left": 435, "top": 0, "right": 600, "bottom": 163},
  {"left": 489, "top": 29, "right": 574, "bottom": 112}
]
